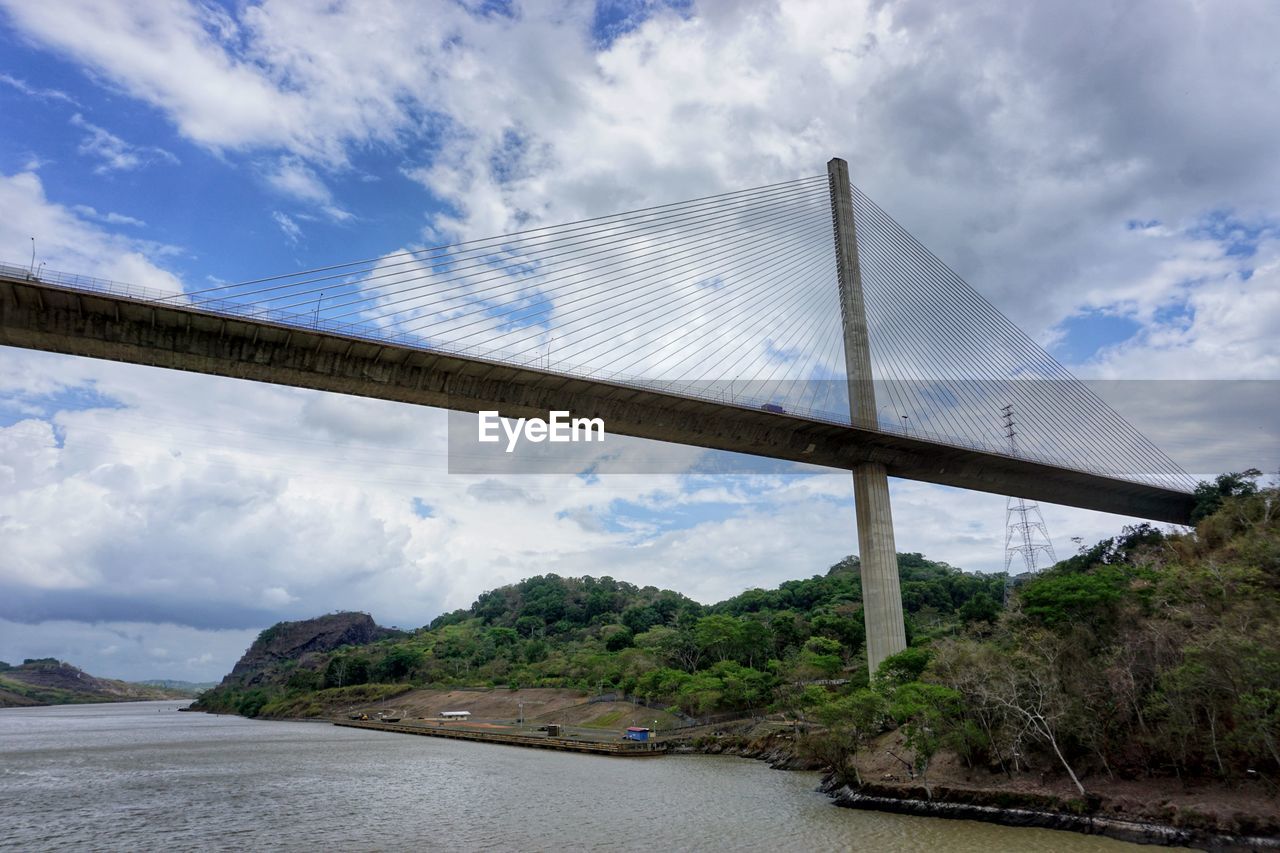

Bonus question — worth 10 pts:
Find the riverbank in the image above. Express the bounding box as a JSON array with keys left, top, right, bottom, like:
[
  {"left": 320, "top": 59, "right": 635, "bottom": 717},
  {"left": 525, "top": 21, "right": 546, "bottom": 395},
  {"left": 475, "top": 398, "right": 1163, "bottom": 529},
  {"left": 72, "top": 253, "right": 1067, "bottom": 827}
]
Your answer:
[
  {"left": 243, "top": 685, "right": 688, "bottom": 731},
  {"left": 334, "top": 717, "right": 666, "bottom": 755},
  {"left": 195, "top": 694, "right": 1280, "bottom": 850},
  {"left": 844, "top": 729, "right": 1277, "bottom": 850},
  {"left": 668, "top": 722, "right": 1278, "bottom": 851},
  {"left": 822, "top": 778, "right": 1278, "bottom": 852},
  {"left": 193, "top": 678, "right": 1280, "bottom": 852},
  {"left": 14, "top": 700, "right": 1138, "bottom": 852},
  {"left": 320, "top": 699, "right": 1278, "bottom": 849}
]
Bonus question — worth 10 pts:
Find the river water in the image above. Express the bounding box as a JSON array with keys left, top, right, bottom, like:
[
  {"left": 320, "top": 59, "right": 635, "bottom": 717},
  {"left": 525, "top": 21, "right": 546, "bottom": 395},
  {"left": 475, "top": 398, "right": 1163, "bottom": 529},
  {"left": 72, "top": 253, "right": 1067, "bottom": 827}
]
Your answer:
[{"left": 0, "top": 701, "right": 1147, "bottom": 851}]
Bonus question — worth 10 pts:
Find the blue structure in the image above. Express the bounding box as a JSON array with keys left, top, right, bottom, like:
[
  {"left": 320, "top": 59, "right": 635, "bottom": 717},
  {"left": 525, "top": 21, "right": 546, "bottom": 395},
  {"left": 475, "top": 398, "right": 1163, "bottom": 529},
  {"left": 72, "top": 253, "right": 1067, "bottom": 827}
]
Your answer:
[{"left": 624, "top": 727, "right": 650, "bottom": 742}]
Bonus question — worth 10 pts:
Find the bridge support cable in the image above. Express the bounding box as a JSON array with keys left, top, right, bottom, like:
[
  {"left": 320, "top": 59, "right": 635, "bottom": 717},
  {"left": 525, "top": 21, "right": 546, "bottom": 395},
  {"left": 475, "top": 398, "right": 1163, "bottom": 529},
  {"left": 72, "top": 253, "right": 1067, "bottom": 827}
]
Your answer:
[
  {"left": 849, "top": 186, "right": 1195, "bottom": 492},
  {"left": 173, "top": 160, "right": 1190, "bottom": 494},
  {"left": 175, "top": 176, "right": 829, "bottom": 302},
  {"left": 829, "top": 157, "right": 908, "bottom": 676},
  {"left": 181, "top": 178, "right": 826, "bottom": 318},
  {"left": 163, "top": 174, "right": 845, "bottom": 416},
  {"left": 5, "top": 156, "right": 1195, "bottom": 499},
  {"left": 322, "top": 190, "right": 830, "bottom": 328},
  {"left": 853, "top": 194, "right": 1144, "bottom": 480}
]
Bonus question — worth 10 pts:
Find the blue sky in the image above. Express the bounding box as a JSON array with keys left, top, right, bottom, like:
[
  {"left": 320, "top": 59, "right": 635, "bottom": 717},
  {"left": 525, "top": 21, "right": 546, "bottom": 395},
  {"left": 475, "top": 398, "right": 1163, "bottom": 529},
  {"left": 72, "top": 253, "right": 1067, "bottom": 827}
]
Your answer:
[
  {"left": 0, "top": 0, "right": 1278, "bottom": 681},
  {"left": 0, "top": 46, "right": 423, "bottom": 287},
  {"left": 1, "top": 1, "right": 699, "bottom": 290}
]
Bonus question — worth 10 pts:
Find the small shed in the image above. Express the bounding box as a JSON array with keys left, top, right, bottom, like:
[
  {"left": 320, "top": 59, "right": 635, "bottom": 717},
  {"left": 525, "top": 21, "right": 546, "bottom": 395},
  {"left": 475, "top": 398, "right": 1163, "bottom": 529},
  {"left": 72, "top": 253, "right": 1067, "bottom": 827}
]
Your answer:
[{"left": 624, "top": 726, "right": 650, "bottom": 742}]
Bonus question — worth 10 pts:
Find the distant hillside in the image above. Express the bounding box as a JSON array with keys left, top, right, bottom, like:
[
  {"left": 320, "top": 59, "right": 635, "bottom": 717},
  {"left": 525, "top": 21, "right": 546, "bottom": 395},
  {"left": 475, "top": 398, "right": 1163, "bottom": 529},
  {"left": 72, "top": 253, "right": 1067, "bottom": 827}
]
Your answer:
[
  {"left": 194, "top": 561, "right": 996, "bottom": 719},
  {"left": 134, "top": 679, "right": 217, "bottom": 696},
  {"left": 0, "top": 659, "right": 193, "bottom": 707}
]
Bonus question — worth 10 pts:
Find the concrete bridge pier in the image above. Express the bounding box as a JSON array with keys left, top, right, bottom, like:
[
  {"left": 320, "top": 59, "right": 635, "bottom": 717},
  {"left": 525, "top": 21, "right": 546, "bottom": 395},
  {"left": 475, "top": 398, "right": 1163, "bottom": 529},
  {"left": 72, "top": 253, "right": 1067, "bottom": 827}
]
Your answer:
[
  {"left": 828, "top": 157, "right": 908, "bottom": 675},
  {"left": 852, "top": 460, "right": 907, "bottom": 672}
]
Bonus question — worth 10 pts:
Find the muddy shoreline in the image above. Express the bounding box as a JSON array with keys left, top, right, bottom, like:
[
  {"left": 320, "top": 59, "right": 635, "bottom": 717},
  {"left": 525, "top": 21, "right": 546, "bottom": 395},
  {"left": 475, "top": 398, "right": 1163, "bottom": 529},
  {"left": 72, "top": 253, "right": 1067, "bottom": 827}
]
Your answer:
[
  {"left": 676, "top": 731, "right": 1278, "bottom": 851},
  {"left": 821, "top": 778, "right": 1278, "bottom": 852}
]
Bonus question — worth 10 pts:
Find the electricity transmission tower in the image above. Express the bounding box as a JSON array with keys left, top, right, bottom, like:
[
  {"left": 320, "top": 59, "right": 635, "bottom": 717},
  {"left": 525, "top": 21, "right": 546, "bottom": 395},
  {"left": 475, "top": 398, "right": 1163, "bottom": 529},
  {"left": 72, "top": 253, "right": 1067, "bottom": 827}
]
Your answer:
[{"left": 1001, "top": 405, "right": 1057, "bottom": 601}]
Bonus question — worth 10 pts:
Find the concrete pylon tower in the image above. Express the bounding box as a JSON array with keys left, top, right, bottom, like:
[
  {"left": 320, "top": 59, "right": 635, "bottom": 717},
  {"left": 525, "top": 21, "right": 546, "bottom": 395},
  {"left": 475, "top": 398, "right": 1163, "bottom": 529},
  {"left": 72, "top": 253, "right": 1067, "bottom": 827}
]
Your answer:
[{"left": 828, "top": 158, "right": 907, "bottom": 675}]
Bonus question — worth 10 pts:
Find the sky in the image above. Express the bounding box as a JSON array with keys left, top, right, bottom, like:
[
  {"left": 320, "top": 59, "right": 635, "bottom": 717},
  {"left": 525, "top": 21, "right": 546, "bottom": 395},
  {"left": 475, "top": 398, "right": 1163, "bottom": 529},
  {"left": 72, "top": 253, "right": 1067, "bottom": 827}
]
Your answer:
[{"left": 1, "top": 0, "right": 1278, "bottom": 682}]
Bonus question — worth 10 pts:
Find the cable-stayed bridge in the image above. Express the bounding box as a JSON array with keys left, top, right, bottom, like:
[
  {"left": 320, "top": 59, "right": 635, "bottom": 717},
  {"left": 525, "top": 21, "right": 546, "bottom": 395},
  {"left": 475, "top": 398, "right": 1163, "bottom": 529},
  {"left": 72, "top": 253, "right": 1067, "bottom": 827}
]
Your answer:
[{"left": 0, "top": 157, "right": 1197, "bottom": 672}]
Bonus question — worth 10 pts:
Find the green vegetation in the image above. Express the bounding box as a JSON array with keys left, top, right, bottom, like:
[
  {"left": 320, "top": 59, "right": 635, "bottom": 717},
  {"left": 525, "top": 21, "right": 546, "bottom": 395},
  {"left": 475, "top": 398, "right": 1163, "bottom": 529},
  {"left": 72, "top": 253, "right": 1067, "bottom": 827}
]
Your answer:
[
  {"left": 1191, "top": 467, "right": 1263, "bottom": 523},
  {"left": 803, "top": 472, "right": 1280, "bottom": 795},
  {"left": 199, "top": 555, "right": 1000, "bottom": 718},
  {"left": 0, "top": 659, "right": 191, "bottom": 707},
  {"left": 0, "top": 675, "right": 96, "bottom": 706},
  {"left": 199, "top": 470, "right": 1280, "bottom": 797}
]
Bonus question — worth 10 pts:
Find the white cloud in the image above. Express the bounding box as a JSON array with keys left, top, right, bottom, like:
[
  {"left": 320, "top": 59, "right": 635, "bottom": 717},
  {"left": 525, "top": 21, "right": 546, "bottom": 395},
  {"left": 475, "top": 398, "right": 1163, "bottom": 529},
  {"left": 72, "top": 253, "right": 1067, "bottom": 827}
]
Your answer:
[
  {"left": 0, "top": 2, "right": 318, "bottom": 156},
  {"left": 0, "top": 170, "right": 182, "bottom": 294},
  {"left": 69, "top": 113, "right": 178, "bottom": 173},
  {"left": 6, "top": 0, "right": 1274, "bottom": 372},
  {"left": 0, "top": 71, "right": 78, "bottom": 104},
  {"left": 71, "top": 204, "right": 146, "bottom": 227},
  {"left": 262, "top": 156, "right": 353, "bottom": 221},
  {"left": 271, "top": 210, "right": 302, "bottom": 244},
  {"left": 0, "top": 618, "right": 256, "bottom": 682},
  {"left": 2, "top": 0, "right": 1278, "bottom": 682},
  {"left": 1084, "top": 236, "right": 1280, "bottom": 379},
  {"left": 263, "top": 156, "right": 329, "bottom": 204},
  {"left": 261, "top": 587, "right": 296, "bottom": 607}
]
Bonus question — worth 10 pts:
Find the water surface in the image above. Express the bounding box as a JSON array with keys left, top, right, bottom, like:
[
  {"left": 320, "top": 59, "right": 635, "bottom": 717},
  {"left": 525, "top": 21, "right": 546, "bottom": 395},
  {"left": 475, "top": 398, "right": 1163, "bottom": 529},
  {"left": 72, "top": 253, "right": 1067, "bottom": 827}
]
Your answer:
[{"left": 0, "top": 702, "right": 1148, "bottom": 851}]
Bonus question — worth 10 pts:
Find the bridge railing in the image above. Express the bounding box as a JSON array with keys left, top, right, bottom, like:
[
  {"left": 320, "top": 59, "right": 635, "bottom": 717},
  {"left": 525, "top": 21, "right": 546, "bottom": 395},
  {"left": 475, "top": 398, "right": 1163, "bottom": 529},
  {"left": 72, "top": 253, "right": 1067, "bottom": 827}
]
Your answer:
[{"left": 1, "top": 261, "right": 1192, "bottom": 492}]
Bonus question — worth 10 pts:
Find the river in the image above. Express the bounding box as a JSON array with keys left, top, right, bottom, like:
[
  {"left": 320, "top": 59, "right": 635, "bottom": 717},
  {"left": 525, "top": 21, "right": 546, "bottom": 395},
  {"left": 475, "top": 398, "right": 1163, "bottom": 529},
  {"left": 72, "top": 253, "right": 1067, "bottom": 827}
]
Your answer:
[{"left": 0, "top": 701, "right": 1149, "bottom": 851}]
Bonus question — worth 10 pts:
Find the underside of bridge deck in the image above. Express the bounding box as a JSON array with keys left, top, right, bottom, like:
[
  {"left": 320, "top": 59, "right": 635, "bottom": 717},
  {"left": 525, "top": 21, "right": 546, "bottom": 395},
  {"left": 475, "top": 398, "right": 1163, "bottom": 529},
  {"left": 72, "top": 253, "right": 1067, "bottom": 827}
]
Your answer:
[{"left": 0, "top": 274, "right": 1195, "bottom": 525}]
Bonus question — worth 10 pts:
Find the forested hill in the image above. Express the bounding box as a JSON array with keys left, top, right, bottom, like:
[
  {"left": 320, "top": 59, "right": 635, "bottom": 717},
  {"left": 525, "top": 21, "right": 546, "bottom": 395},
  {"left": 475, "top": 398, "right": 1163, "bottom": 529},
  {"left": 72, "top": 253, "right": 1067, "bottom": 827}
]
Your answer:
[
  {"left": 194, "top": 471, "right": 1278, "bottom": 816},
  {"left": 807, "top": 472, "right": 1280, "bottom": 799},
  {"left": 0, "top": 659, "right": 194, "bottom": 707},
  {"left": 194, "top": 552, "right": 1000, "bottom": 718},
  {"left": 426, "top": 574, "right": 702, "bottom": 638}
]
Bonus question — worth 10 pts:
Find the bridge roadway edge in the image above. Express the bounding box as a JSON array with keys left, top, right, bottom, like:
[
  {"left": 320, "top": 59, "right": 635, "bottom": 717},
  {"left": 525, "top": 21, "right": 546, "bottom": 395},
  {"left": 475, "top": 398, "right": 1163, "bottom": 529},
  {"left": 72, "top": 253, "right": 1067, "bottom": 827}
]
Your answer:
[{"left": 0, "top": 275, "right": 1194, "bottom": 525}]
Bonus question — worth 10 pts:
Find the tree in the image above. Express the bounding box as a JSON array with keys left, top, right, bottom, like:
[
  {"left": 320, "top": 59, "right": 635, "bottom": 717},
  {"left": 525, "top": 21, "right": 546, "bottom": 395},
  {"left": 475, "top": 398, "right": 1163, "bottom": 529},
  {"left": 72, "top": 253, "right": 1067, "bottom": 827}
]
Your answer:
[
  {"left": 1018, "top": 568, "right": 1126, "bottom": 629},
  {"left": 806, "top": 689, "right": 888, "bottom": 785},
  {"left": 888, "top": 682, "right": 962, "bottom": 797},
  {"left": 1235, "top": 688, "right": 1280, "bottom": 773},
  {"left": 514, "top": 616, "right": 544, "bottom": 638},
  {"left": 635, "top": 625, "right": 702, "bottom": 671},
  {"left": 324, "top": 654, "right": 370, "bottom": 689},
  {"left": 978, "top": 636, "right": 1088, "bottom": 797},
  {"left": 959, "top": 592, "right": 999, "bottom": 626},
  {"left": 929, "top": 640, "right": 1017, "bottom": 774},
  {"left": 285, "top": 668, "right": 323, "bottom": 692},
  {"left": 621, "top": 605, "right": 660, "bottom": 634},
  {"left": 801, "top": 636, "right": 844, "bottom": 679},
  {"left": 769, "top": 611, "right": 805, "bottom": 656},
  {"left": 873, "top": 646, "right": 931, "bottom": 692},
  {"left": 237, "top": 689, "right": 270, "bottom": 718},
  {"left": 811, "top": 609, "right": 864, "bottom": 650},
  {"left": 1192, "top": 469, "right": 1262, "bottom": 523},
  {"left": 603, "top": 626, "right": 634, "bottom": 652},
  {"left": 376, "top": 647, "right": 422, "bottom": 682},
  {"left": 694, "top": 614, "right": 745, "bottom": 663}
]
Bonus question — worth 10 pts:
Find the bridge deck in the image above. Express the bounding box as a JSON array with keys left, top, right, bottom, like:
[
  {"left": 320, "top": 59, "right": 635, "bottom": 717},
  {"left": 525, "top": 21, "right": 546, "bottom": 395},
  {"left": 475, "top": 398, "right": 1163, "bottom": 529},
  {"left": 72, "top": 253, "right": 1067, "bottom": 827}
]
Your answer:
[{"left": 0, "top": 273, "right": 1195, "bottom": 524}]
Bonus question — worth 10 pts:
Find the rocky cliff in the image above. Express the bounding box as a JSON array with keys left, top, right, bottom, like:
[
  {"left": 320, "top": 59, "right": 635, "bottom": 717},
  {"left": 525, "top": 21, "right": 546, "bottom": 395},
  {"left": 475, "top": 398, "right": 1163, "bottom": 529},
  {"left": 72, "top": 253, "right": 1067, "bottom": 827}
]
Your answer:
[{"left": 217, "top": 611, "right": 399, "bottom": 690}]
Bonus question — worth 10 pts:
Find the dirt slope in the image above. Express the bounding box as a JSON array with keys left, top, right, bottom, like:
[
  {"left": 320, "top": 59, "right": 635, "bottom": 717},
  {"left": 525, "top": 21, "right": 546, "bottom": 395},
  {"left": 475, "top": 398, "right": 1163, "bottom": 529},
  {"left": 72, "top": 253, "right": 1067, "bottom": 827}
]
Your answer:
[{"left": 348, "top": 687, "right": 682, "bottom": 729}]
